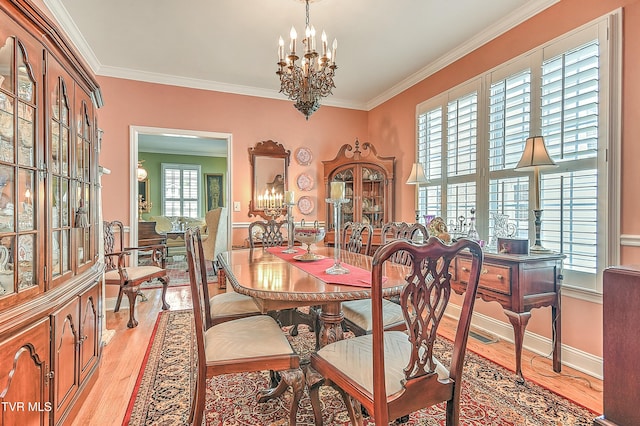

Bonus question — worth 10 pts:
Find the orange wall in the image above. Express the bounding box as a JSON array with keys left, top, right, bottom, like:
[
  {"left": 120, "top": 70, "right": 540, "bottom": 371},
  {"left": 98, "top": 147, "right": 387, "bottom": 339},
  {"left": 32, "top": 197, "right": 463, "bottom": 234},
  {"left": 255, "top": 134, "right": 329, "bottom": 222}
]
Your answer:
[
  {"left": 368, "top": 0, "right": 640, "bottom": 360},
  {"left": 96, "top": 0, "right": 640, "bottom": 366},
  {"left": 97, "top": 76, "right": 369, "bottom": 244}
]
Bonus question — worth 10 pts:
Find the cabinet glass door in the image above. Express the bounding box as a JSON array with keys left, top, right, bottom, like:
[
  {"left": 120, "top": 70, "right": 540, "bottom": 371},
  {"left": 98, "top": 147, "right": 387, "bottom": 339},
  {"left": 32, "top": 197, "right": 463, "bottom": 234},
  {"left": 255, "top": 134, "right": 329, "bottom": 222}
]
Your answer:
[
  {"left": 360, "top": 165, "right": 386, "bottom": 228},
  {"left": 49, "top": 68, "right": 72, "bottom": 284},
  {"left": 329, "top": 167, "right": 354, "bottom": 230},
  {"left": 0, "top": 36, "right": 39, "bottom": 299}
]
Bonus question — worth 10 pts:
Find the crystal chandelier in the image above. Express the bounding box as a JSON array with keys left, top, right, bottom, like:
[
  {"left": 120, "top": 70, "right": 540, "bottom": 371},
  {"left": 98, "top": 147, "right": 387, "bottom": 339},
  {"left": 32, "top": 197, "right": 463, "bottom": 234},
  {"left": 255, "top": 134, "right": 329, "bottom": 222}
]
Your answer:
[{"left": 277, "top": 0, "right": 338, "bottom": 120}]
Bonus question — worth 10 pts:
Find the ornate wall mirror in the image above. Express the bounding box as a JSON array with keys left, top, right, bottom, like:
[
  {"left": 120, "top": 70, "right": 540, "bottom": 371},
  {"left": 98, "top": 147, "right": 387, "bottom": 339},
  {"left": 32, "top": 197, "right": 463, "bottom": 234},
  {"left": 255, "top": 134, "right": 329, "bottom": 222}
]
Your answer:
[{"left": 248, "top": 140, "right": 290, "bottom": 219}]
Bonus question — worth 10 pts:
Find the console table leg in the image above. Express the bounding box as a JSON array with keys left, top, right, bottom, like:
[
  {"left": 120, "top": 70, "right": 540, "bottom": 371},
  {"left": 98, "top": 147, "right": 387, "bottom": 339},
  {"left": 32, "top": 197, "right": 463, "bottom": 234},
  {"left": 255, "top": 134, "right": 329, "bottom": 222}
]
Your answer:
[
  {"left": 552, "top": 303, "right": 562, "bottom": 372},
  {"left": 318, "top": 302, "right": 344, "bottom": 348},
  {"left": 504, "top": 310, "right": 531, "bottom": 383}
]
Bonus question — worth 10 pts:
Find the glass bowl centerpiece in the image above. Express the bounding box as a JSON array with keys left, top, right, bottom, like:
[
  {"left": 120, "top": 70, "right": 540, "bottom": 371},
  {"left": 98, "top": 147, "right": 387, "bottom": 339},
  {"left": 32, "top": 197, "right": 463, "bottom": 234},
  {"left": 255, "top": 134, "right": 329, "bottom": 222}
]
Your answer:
[{"left": 293, "top": 220, "right": 326, "bottom": 261}]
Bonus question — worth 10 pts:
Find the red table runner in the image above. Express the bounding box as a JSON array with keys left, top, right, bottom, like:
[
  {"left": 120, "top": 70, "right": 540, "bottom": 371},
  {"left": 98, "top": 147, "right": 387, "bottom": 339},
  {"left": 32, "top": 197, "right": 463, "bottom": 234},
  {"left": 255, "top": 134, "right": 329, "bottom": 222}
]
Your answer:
[{"left": 266, "top": 247, "right": 375, "bottom": 287}]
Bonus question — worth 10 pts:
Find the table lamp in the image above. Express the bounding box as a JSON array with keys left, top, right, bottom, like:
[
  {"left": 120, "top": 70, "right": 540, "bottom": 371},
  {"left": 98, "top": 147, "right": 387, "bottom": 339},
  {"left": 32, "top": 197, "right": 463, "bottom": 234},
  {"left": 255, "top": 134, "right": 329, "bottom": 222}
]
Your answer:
[
  {"left": 514, "top": 136, "right": 557, "bottom": 253},
  {"left": 406, "top": 162, "right": 429, "bottom": 222}
]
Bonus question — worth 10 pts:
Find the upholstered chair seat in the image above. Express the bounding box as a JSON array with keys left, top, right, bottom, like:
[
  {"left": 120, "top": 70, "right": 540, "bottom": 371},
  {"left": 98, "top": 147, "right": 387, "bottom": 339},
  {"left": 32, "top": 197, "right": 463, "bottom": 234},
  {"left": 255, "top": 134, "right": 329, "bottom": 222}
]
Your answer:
[
  {"left": 341, "top": 298, "right": 405, "bottom": 335},
  {"left": 210, "top": 291, "right": 260, "bottom": 318},
  {"left": 205, "top": 315, "right": 296, "bottom": 360},
  {"left": 315, "top": 331, "right": 449, "bottom": 395}
]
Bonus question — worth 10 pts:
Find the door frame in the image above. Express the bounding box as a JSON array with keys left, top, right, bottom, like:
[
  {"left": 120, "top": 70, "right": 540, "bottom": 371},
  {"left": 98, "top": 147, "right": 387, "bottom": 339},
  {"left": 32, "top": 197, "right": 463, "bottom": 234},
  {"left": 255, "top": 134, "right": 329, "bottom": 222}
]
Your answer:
[{"left": 129, "top": 126, "right": 233, "bottom": 261}]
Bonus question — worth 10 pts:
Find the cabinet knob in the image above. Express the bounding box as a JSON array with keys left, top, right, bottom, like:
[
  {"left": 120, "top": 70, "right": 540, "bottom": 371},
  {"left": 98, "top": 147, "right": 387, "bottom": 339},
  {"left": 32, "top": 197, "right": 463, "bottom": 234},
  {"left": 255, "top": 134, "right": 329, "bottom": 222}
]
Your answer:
[
  {"left": 481, "top": 268, "right": 488, "bottom": 275},
  {"left": 461, "top": 266, "right": 469, "bottom": 272},
  {"left": 496, "top": 274, "right": 504, "bottom": 280}
]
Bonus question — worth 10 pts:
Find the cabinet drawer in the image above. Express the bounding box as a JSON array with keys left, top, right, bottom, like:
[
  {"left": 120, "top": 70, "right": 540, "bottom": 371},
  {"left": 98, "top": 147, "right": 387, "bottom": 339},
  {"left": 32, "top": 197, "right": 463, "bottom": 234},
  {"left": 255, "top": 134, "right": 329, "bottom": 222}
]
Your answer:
[{"left": 458, "top": 259, "right": 511, "bottom": 295}]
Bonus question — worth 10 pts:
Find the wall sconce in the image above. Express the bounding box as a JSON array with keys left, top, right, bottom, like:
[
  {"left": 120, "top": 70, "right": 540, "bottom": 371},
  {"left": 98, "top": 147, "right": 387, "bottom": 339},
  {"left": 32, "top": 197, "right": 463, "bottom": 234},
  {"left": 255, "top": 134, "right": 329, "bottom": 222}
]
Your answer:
[
  {"left": 406, "top": 162, "right": 429, "bottom": 222},
  {"left": 137, "top": 161, "right": 148, "bottom": 182},
  {"left": 515, "top": 136, "right": 557, "bottom": 253}
]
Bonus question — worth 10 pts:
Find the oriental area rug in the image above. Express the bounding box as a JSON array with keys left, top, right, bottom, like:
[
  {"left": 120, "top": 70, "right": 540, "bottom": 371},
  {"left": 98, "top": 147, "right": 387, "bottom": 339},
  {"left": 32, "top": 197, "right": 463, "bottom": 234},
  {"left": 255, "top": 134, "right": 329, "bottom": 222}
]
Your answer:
[{"left": 123, "top": 310, "right": 596, "bottom": 425}]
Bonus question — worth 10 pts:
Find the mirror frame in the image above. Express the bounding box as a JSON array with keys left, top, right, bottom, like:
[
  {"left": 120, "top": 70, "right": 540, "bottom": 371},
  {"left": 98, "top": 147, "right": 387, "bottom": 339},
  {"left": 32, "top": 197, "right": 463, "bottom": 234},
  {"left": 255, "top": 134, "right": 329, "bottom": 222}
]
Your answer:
[{"left": 248, "top": 140, "right": 290, "bottom": 219}]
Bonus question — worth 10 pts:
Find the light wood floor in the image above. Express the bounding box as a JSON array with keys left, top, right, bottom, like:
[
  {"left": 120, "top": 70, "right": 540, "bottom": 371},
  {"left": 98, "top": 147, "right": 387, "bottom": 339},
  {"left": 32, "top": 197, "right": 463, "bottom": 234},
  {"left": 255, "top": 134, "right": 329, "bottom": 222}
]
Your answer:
[{"left": 71, "top": 286, "right": 603, "bottom": 425}]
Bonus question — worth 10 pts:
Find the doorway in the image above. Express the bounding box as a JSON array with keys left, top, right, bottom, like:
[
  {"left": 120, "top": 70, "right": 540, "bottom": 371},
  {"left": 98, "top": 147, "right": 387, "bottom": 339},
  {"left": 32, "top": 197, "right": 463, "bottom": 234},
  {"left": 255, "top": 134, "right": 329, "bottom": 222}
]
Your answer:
[{"left": 129, "top": 126, "right": 233, "bottom": 258}]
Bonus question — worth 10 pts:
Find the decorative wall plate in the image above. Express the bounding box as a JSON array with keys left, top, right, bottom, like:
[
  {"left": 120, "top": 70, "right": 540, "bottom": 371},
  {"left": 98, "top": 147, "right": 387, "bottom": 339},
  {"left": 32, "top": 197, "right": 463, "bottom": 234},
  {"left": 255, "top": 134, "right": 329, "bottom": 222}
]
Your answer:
[
  {"left": 295, "top": 147, "right": 313, "bottom": 166},
  {"left": 297, "top": 196, "right": 314, "bottom": 215},
  {"left": 296, "top": 173, "right": 314, "bottom": 191}
]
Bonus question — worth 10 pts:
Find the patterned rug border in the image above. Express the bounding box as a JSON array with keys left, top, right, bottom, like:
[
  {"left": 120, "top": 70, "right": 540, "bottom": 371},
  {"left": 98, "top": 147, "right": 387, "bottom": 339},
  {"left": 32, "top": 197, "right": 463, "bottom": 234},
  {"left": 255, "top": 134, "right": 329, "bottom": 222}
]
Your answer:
[{"left": 122, "top": 309, "right": 194, "bottom": 425}]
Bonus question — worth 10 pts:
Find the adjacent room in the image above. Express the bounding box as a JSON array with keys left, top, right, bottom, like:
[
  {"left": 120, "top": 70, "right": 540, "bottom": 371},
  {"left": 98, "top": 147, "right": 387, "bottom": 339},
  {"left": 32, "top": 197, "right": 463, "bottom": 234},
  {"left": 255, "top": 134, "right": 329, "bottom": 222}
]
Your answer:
[{"left": 1, "top": 0, "right": 638, "bottom": 425}]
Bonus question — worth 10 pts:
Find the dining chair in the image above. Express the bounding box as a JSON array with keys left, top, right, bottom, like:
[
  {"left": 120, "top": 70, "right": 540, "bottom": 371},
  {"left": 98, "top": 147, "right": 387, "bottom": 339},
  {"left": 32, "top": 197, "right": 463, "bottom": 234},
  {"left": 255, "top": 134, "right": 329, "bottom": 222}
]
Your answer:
[
  {"left": 308, "top": 237, "right": 483, "bottom": 426},
  {"left": 186, "top": 227, "right": 304, "bottom": 426},
  {"left": 342, "top": 221, "right": 373, "bottom": 256},
  {"left": 248, "top": 219, "right": 316, "bottom": 336},
  {"left": 340, "top": 221, "right": 428, "bottom": 336},
  {"left": 381, "top": 221, "right": 428, "bottom": 265},
  {"left": 340, "top": 221, "right": 405, "bottom": 336},
  {"left": 190, "top": 224, "right": 260, "bottom": 328},
  {"left": 248, "top": 219, "right": 287, "bottom": 248},
  {"left": 103, "top": 220, "right": 170, "bottom": 328}
]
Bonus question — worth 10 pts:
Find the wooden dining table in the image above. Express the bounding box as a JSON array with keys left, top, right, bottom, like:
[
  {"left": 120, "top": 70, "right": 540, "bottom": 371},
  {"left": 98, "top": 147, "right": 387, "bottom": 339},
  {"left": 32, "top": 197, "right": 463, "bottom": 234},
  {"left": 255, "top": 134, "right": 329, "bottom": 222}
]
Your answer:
[{"left": 217, "top": 246, "right": 408, "bottom": 347}]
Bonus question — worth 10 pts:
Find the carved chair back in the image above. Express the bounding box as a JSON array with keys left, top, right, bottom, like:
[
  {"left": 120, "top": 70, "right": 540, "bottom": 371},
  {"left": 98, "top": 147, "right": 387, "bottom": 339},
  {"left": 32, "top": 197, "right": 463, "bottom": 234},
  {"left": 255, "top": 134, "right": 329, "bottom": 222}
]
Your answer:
[
  {"left": 248, "top": 219, "right": 287, "bottom": 248},
  {"left": 342, "top": 221, "right": 374, "bottom": 256}
]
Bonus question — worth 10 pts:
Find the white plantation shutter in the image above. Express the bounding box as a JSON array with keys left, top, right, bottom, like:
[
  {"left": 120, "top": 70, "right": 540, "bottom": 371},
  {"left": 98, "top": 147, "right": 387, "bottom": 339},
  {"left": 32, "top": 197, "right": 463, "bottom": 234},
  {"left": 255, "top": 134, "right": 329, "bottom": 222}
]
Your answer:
[
  {"left": 162, "top": 163, "right": 202, "bottom": 217},
  {"left": 447, "top": 93, "right": 477, "bottom": 177},
  {"left": 539, "top": 39, "right": 600, "bottom": 284},
  {"left": 488, "top": 70, "right": 532, "bottom": 241},
  {"left": 415, "top": 19, "right": 613, "bottom": 293}
]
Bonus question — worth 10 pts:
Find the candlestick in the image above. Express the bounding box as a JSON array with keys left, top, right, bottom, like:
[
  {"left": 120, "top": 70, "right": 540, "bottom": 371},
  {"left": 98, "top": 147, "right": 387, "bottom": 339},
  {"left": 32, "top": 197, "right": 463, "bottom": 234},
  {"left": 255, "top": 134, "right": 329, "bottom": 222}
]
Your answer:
[
  {"left": 282, "top": 200, "right": 297, "bottom": 254},
  {"left": 330, "top": 181, "right": 345, "bottom": 200},
  {"left": 284, "top": 190, "right": 294, "bottom": 204},
  {"left": 325, "top": 197, "right": 349, "bottom": 275}
]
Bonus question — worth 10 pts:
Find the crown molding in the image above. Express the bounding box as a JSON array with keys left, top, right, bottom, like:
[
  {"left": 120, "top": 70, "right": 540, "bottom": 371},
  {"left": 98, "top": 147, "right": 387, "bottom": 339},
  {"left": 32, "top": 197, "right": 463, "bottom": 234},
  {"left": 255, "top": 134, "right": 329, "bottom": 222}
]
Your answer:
[
  {"left": 365, "top": 0, "right": 560, "bottom": 110},
  {"left": 43, "top": 0, "right": 558, "bottom": 112}
]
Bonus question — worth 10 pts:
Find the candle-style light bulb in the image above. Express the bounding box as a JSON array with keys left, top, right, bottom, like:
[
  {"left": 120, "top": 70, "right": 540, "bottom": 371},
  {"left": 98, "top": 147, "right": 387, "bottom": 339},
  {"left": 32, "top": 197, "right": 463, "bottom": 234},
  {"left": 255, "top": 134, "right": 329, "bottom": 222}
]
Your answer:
[
  {"left": 321, "top": 30, "right": 327, "bottom": 56},
  {"left": 310, "top": 25, "right": 316, "bottom": 51},
  {"left": 278, "top": 36, "right": 284, "bottom": 62},
  {"left": 290, "top": 26, "right": 297, "bottom": 55},
  {"left": 331, "top": 38, "right": 338, "bottom": 64},
  {"left": 305, "top": 25, "right": 311, "bottom": 53}
]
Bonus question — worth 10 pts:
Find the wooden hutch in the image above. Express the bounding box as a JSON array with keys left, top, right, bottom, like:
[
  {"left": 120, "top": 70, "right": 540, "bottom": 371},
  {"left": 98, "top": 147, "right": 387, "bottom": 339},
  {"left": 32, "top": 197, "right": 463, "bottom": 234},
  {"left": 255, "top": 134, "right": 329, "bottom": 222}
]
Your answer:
[
  {"left": 0, "top": 1, "right": 103, "bottom": 424},
  {"left": 323, "top": 139, "right": 395, "bottom": 246}
]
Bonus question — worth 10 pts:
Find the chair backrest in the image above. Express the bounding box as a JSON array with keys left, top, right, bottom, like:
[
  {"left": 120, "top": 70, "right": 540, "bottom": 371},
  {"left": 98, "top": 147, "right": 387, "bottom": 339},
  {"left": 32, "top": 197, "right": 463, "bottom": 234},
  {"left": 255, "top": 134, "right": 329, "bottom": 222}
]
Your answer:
[
  {"left": 369, "top": 237, "right": 483, "bottom": 424},
  {"left": 342, "top": 221, "right": 373, "bottom": 255},
  {"left": 202, "top": 207, "right": 228, "bottom": 262},
  {"left": 380, "top": 221, "right": 428, "bottom": 265},
  {"left": 248, "top": 219, "right": 287, "bottom": 248},
  {"left": 185, "top": 226, "right": 208, "bottom": 425},
  {"left": 103, "top": 220, "right": 125, "bottom": 272}
]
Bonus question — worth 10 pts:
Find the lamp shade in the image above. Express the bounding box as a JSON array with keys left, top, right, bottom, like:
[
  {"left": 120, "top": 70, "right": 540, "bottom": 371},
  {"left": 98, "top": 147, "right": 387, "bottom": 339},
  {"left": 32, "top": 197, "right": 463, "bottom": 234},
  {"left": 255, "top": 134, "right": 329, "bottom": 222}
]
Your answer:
[
  {"left": 514, "top": 136, "right": 556, "bottom": 171},
  {"left": 136, "top": 161, "right": 148, "bottom": 182},
  {"left": 406, "top": 162, "right": 429, "bottom": 185}
]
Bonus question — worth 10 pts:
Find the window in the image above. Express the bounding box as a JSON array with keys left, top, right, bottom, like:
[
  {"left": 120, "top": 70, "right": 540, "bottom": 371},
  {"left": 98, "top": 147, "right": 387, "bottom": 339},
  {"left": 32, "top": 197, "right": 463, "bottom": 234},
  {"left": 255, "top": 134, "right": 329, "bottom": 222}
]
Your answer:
[
  {"left": 416, "top": 18, "right": 617, "bottom": 294},
  {"left": 161, "top": 163, "right": 201, "bottom": 217}
]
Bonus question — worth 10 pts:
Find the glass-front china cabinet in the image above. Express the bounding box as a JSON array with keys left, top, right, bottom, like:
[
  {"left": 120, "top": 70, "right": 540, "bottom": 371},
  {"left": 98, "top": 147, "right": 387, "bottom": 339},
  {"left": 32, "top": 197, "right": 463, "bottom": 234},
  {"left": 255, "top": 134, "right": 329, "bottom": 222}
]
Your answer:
[
  {"left": 323, "top": 139, "right": 395, "bottom": 246},
  {"left": 0, "top": 1, "right": 103, "bottom": 424}
]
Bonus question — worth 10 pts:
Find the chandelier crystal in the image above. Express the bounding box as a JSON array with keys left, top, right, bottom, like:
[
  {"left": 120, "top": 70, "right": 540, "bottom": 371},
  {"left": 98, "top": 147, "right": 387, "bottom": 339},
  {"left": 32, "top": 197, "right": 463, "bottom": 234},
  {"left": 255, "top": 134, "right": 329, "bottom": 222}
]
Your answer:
[{"left": 277, "top": 0, "right": 337, "bottom": 120}]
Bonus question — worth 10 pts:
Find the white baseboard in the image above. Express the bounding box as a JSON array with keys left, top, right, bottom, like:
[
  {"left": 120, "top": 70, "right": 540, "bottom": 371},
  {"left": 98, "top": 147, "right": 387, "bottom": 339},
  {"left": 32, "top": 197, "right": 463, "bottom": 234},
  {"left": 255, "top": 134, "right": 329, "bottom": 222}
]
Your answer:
[{"left": 446, "top": 304, "right": 603, "bottom": 380}]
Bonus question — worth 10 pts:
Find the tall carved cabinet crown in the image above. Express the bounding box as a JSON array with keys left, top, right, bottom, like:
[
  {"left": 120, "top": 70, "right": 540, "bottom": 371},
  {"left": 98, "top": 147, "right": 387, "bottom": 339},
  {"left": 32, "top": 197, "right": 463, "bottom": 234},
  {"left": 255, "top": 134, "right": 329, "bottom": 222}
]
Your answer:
[
  {"left": 0, "top": 1, "right": 103, "bottom": 424},
  {"left": 323, "top": 139, "right": 395, "bottom": 245}
]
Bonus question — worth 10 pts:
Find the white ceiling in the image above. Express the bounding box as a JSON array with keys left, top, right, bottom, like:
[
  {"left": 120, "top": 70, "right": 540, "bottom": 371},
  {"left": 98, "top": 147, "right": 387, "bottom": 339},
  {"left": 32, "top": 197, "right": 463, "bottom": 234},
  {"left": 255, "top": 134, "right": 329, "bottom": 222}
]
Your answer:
[{"left": 45, "top": 0, "right": 558, "bottom": 112}]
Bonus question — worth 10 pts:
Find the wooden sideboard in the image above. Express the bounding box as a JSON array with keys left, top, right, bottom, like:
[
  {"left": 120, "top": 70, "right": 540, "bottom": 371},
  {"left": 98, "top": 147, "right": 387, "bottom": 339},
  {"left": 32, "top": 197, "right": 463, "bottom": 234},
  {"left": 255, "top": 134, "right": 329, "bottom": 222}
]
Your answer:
[
  {"left": 593, "top": 265, "right": 640, "bottom": 426},
  {"left": 452, "top": 251, "right": 564, "bottom": 382}
]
